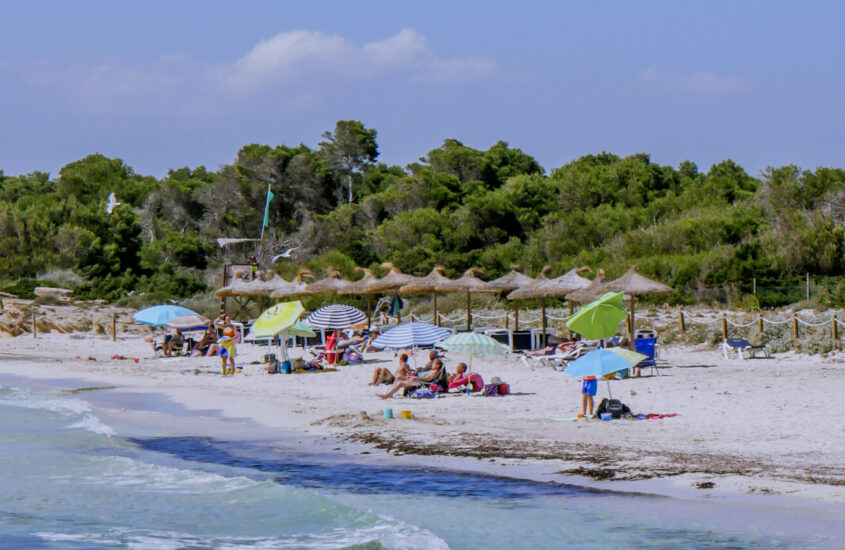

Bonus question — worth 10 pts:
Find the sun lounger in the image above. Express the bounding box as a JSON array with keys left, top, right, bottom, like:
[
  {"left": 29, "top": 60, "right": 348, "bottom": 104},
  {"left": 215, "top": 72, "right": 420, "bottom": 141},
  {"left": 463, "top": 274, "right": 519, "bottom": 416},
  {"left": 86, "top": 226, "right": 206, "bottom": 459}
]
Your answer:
[{"left": 723, "top": 338, "right": 769, "bottom": 360}]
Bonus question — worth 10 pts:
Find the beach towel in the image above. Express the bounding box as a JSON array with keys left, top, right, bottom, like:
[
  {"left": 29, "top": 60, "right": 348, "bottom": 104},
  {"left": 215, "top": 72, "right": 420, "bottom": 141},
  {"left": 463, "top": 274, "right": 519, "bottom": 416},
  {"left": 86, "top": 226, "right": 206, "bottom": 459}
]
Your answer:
[{"left": 217, "top": 337, "right": 237, "bottom": 358}]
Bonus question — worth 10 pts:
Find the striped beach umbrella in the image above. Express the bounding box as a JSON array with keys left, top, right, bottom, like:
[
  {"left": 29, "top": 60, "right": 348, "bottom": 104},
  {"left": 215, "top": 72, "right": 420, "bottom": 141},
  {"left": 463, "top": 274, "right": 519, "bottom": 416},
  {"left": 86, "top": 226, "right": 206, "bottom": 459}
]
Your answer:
[
  {"left": 371, "top": 322, "right": 451, "bottom": 350},
  {"left": 436, "top": 332, "right": 510, "bottom": 356},
  {"left": 165, "top": 313, "right": 210, "bottom": 330},
  {"left": 437, "top": 332, "right": 509, "bottom": 393},
  {"left": 304, "top": 304, "right": 367, "bottom": 329}
]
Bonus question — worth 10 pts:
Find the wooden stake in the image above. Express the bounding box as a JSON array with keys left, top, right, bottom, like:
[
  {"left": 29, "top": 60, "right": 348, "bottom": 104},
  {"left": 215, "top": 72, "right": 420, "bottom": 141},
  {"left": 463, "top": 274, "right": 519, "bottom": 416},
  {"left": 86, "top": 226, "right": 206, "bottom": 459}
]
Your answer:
[
  {"left": 833, "top": 316, "right": 839, "bottom": 350},
  {"left": 514, "top": 300, "right": 519, "bottom": 331},
  {"left": 679, "top": 309, "right": 686, "bottom": 334},
  {"left": 757, "top": 315, "right": 763, "bottom": 334},
  {"left": 32, "top": 310, "right": 37, "bottom": 339},
  {"left": 721, "top": 313, "right": 727, "bottom": 339},
  {"left": 792, "top": 313, "right": 799, "bottom": 341},
  {"left": 112, "top": 313, "right": 117, "bottom": 342}
]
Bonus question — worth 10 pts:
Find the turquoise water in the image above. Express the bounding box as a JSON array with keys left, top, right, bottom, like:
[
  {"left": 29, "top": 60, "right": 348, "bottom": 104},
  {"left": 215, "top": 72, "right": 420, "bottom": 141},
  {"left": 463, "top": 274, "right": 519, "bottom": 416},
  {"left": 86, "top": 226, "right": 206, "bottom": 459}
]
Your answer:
[{"left": 0, "top": 381, "right": 842, "bottom": 549}]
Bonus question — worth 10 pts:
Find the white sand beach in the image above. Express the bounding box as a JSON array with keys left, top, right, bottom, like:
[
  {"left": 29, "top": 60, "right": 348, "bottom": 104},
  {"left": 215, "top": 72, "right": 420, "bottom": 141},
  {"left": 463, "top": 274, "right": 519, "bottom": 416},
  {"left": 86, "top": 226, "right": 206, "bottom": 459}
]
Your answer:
[{"left": 2, "top": 306, "right": 844, "bottom": 508}]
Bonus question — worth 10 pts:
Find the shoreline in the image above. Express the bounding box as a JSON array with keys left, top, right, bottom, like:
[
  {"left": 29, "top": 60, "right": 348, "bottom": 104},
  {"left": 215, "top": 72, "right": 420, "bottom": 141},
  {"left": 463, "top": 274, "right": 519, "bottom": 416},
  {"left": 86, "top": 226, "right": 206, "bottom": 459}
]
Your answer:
[{"left": 2, "top": 332, "right": 844, "bottom": 514}]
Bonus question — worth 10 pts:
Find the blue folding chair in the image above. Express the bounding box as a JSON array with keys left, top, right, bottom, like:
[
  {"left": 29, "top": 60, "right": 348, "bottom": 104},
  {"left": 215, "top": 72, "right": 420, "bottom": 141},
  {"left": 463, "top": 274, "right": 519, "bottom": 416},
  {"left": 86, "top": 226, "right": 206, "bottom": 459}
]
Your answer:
[{"left": 633, "top": 337, "right": 659, "bottom": 376}]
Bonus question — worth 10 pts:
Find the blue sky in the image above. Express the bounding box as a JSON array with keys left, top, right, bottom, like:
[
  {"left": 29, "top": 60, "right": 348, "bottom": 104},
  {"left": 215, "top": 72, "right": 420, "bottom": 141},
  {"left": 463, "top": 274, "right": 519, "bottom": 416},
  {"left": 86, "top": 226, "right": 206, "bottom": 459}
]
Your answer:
[{"left": 2, "top": 1, "right": 844, "bottom": 179}]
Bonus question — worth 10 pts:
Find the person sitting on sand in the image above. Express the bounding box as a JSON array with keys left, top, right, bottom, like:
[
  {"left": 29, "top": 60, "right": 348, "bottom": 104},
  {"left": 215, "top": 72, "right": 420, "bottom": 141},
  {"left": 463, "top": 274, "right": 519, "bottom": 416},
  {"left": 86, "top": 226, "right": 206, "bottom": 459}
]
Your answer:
[
  {"left": 370, "top": 353, "right": 412, "bottom": 386},
  {"left": 447, "top": 362, "right": 484, "bottom": 392},
  {"left": 447, "top": 362, "right": 467, "bottom": 384},
  {"left": 191, "top": 327, "right": 220, "bottom": 357},
  {"left": 377, "top": 358, "right": 446, "bottom": 399},
  {"left": 163, "top": 329, "right": 185, "bottom": 357}
]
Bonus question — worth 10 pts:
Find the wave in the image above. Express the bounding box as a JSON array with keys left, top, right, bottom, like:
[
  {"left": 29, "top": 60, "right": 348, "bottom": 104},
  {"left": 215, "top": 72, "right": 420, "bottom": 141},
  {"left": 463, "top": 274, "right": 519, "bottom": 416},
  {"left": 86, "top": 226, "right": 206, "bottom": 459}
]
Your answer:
[{"left": 0, "top": 385, "right": 115, "bottom": 436}]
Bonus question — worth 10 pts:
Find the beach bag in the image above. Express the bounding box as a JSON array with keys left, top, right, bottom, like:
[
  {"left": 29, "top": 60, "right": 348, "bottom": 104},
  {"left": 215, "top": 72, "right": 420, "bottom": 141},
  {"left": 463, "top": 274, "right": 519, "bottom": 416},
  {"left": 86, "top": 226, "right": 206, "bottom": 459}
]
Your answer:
[
  {"left": 346, "top": 352, "right": 363, "bottom": 364},
  {"left": 281, "top": 360, "right": 292, "bottom": 374},
  {"left": 413, "top": 388, "right": 436, "bottom": 399},
  {"left": 497, "top": 383, "right": 510, "bottom": 396},
  {"left": 483, "top": 384, "right": 499, "bottom": 396}
]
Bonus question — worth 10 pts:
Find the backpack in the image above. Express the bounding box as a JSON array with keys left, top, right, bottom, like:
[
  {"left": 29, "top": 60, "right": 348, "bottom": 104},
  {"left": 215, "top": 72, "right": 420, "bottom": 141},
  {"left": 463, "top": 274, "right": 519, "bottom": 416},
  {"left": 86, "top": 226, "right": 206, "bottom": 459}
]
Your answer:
[
  {"left": 483, "top": 384, "right": 499, "bottom": 396},
  {"left": 596, "top": 398, "right": 631, "bottom": 419}
]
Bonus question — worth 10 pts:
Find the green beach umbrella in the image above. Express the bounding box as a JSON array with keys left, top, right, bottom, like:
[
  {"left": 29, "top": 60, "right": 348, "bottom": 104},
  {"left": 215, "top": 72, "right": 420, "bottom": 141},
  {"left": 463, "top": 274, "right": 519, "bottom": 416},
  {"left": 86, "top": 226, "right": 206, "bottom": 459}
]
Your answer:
[
  {"left": 566, "top": 291, "right": 628, "bottom": 341},
  {"left": 286, "top": 320, "right": 316, "bottom": 338}
]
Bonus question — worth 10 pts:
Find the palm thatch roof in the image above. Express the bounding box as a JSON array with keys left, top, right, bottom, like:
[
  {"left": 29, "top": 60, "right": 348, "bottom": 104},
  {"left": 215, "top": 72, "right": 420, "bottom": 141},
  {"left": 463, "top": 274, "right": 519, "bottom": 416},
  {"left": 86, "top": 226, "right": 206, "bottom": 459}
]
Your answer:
[
  {"left": 435, "top": 267, "right": 493, "bottom": 293},
  {"left": 215, "top": 271, "right": 253, "bottom": 297},
  {"left": 339, "top": 267, "right": 379, "bottom": 295},
  {"left": 269, "top": 269, "right": 314, "bottom": 299},
  {"left": 602, "top": 265, "right": 672, "bottom": 295},
  {"left": 399, "top": 266, "right": 453, "bottom": 294},
  {"left": 366, "top": 262, "right": 419, "bottom": 294},
  {"left": 506, "top": 266, "right": 553, "bottom": 300},
  {"left": 305, "top": 268, "right": 355, "bottom": 295},
  {"left": 565, "top": 269, "right": 611, "bottom": 303},
  {"left": 484, "top": 265, "right": 535, "bottom": 292}
]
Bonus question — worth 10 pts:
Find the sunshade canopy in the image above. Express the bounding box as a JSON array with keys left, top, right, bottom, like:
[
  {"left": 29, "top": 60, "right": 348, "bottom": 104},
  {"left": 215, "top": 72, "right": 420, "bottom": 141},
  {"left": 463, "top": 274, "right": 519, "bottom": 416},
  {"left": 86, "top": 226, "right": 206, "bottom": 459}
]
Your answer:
[
  {"left": 435, "top": 268, "right": 493, "bottom": 293},
  {"left": 484, "top": 266, "right": 534, "bottom": 292},
  {"left": 305, "top": 304, "right": 367, "bottom": 329},
  {"left": 339, "top": 267, "right": 379, "bottom": 295},
  {"left": 364, "top": 263, "right": 418, "bottom": 294},
  {"left": 399, "top": 266, "right": 453, "bottom": 294},
  {"left": 305, "top": 269, "right": 355, "bottom": 295},
  {"left": 133, "top": 305, "right": 198, "bottom": 327},
  {"left": 531, "top": 266, "right": 592, "bottom": 298},
  {"left": 566, "top": 291, "right": 628, "bottom": 340},
  {"left": 602, "top": 265, "right": 672, "bottom": 295},
  {"left": 249, "top": 301, "right": 305, "bottom": 339},
  {"left": 372, "top": 322, "right": 451, "bottom": 349},
  {"left": 565, "top": 270, "right": 610, "bottom": 303},
  {"left": 436, "top": 332, "right": 509, "bottom": 356},
  {"left": 506, "top": 266, "right": 552, "bottom": 300},
  {"left": 166, "top": 313, "right": 210, "bottom": 330},
  {"left": 563, "top": 347, "right": 648, "bottom": 379}
]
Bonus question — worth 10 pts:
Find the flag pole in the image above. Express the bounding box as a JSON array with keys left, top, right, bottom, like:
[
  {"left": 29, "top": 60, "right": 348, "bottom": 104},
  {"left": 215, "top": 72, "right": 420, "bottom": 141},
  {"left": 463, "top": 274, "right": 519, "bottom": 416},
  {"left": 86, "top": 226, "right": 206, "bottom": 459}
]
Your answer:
[{"left": 259, "top": 183, "right": 274, "bottom": 266}]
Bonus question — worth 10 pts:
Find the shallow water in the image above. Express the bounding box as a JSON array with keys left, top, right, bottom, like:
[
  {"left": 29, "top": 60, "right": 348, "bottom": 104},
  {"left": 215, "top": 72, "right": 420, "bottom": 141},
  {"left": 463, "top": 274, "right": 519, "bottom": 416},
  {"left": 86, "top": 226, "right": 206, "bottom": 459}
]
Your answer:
[{"left": 0, "top": 381, "right": 842, "bottom": 549}]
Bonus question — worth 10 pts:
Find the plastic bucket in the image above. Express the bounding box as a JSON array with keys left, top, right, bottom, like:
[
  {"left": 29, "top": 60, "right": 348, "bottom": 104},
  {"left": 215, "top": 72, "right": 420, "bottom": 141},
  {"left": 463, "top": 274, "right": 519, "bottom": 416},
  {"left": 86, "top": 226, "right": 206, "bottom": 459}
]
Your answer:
[
  {"left": 400, "top": 410, "right": 412, "bottom": 419},
  {"left": 383, "top": 409, "right": 393, "bottom": 419},
  {"left": 600, "top": 412, "right": 612, "bottom": 421}
]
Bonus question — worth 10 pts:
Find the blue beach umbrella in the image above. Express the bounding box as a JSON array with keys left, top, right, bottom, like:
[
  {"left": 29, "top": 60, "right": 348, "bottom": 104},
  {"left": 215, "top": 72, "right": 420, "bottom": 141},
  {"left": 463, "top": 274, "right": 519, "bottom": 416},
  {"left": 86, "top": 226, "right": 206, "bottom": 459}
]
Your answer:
[
  {"left": 133, "top": 305, "right": 198, "bottom": 327},
  {"left": 371, "top": 322, "right": 451, "bottom": 350},
  {"left": 563, "top": 347, "right": 647, "bottom": 399}
]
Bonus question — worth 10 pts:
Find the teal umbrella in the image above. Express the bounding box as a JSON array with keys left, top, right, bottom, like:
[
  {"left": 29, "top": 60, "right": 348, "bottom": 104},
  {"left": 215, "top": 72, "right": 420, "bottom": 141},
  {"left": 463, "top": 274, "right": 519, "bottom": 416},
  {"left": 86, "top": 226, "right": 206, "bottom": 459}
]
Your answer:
[
  {"left": 437, "top": 332, "right": 509, "bottom": 394},
  {"left": 566, "top": 291, "right": 627, "bottom": 341}
]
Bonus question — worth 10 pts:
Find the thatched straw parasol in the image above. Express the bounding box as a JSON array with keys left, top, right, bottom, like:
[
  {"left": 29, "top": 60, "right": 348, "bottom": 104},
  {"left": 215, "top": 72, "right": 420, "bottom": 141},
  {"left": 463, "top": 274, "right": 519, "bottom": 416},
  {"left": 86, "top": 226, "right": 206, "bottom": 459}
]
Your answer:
[
  {"left": 367, "top": 262, "right": 418, "bottom": 294},
  {"left": 339, "top": 267, "right": 379, "bottom": 328},
  {"left": 601, "top": 265, "right": 672, "bottom": 340},
  {"left": 399, "top": 266, "right": 454, "bottom": 326},
  {"left": 215, "top": 271, "right": 252, "bottom": 298},
  {"left": 507, "top": 266, "right": 554, "bottom": 346},
  {"left": 565, "top": 269, "right": 609, "bottom": 304},
  {"left": 305, "top": 268, "right": 355, "bottom": 302},
  {"left": 484, "top": 265, "right": 535, "bottom": 331},
  {"left": 435, "top": 268, "right": 495, "bottom": 330},
  {"left": 269, "top": 269, "right": 314, "bottom": 300}
]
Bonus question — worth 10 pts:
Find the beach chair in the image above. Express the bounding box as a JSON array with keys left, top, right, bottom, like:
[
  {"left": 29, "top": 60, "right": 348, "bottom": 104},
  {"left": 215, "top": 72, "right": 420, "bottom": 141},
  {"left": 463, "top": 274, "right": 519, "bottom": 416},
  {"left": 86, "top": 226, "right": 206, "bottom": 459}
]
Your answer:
[
  {"left": 723, "top": 338, "right": 769, "bottom": 360},
  {"left": 633, "top": 335, "right": 660, "bottom": 376}
]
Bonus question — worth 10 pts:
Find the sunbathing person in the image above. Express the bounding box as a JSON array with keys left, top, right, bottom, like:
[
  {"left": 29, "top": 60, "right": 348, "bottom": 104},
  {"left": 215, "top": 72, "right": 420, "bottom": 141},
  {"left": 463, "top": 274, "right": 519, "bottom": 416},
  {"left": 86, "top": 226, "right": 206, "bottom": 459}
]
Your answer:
[
  {"left": 447, "top": 362, "right": 484, "bottom": 392},
  {"left": 414, "top": 350, "right": 440, "bottom": 375},
  {"left": 377, "top": 358, "right": 445, "bottom": 399},
  {"left": 370, "top": 353, "right": 412, "bottom": 385},
  {"left": 524, "top": 341, "right": 579, "bottom": 357},
  {"left": 192, "top": 327, "right": 220, "bottom": 357}
]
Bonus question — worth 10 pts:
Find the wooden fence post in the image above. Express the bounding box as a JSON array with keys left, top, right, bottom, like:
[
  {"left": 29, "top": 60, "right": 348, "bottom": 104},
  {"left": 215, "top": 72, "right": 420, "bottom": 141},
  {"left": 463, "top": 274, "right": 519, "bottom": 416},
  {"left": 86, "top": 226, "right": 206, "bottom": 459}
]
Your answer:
[
  {"left": 112, "top": 313, "right": 117, "bottom": 342},
  {"left": 679, "top": 309, "right": 686, "bottom": 334},
  {"left": 833, "top": 316, "right": 839, "bottom": 351},
  {"left": 757, "top": 315, "right": 763, "bottom": 334},
  {"left": 32, "top": 310, "right": 37, "bottom": 339},
  {"left": 721, "top": 313, "right": 727, "bottom": 339},
  {"left": 792, "top": 312, "right": 799, "bottom": 341}
]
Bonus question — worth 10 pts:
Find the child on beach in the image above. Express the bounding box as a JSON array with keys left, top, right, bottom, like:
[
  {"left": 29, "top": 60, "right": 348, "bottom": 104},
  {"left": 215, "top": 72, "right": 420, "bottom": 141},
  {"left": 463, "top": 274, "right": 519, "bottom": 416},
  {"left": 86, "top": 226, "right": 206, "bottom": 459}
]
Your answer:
[{"left": 580, "top": 375, "right": 597, "bottom": 418}]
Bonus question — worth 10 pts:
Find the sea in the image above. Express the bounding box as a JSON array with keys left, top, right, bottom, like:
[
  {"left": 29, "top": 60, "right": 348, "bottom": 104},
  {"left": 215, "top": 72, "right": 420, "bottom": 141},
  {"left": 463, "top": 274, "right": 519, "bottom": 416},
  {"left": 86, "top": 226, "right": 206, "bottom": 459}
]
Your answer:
[{"left": 0, "top": 375, "right": 842, "bottom": 550}]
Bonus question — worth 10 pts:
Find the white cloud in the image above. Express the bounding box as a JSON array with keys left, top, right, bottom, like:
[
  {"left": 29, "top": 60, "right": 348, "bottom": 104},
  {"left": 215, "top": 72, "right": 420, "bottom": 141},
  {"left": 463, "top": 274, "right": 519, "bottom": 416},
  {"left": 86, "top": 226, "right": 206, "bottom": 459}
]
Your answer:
[
  {"left": 635, "top": 65, "right": 749, "bottom": 94},
  {"left": 13, "top": 28, "right": 498, "bottom": 116}
]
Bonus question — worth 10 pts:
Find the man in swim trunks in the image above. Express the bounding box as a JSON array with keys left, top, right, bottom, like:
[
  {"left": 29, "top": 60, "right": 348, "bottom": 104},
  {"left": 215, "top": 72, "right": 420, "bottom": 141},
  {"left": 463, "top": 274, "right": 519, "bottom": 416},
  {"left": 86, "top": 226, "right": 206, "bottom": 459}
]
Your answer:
[{"left": 580, "top": 376, "right": 597, "bottom": 418}]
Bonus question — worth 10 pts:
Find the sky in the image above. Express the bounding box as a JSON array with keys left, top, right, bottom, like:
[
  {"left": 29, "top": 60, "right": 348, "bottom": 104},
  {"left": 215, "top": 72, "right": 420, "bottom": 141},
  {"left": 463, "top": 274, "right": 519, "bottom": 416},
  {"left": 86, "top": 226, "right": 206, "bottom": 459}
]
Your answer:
[{"left": 2, "top": 0, "right": 844, "bottom": 179}]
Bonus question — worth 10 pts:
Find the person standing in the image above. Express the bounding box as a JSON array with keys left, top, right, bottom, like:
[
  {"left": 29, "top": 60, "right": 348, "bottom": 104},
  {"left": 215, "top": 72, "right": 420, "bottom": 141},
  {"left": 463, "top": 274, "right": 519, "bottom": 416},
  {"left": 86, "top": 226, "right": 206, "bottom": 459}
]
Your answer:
[
  {"left": 580, "top": 375, "right": 597, "bottom": 418},
  {"left": 214, "top": 314, "right": 237, "bottom": 375}
]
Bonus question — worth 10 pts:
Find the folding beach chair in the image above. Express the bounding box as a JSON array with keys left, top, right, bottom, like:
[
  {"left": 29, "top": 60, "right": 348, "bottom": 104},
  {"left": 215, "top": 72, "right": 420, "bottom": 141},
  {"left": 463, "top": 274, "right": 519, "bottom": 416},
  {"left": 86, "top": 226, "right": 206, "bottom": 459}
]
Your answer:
[
  {"left": 633, "top": 336, "right": 660, "bottom": 376},
  {"left": 723, "top": 338, "right": 769, "bottom": 360}
]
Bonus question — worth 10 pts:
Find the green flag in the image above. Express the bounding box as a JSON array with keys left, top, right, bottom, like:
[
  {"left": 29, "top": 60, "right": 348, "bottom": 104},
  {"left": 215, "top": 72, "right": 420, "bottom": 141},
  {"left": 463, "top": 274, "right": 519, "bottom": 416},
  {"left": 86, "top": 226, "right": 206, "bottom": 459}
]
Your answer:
[{"left": 262, "top": 186, "right": 274, "bottom": 228}]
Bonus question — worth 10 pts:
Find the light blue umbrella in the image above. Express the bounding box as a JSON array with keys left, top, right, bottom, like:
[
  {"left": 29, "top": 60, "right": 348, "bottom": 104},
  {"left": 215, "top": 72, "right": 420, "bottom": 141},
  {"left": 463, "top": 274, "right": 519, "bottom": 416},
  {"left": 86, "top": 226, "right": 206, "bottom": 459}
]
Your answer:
[
  {"left": 563, "top": 347, "right": 647, "bottom": 399},
  {"left": 133, "top": 305, "right": 198, "bottom": 327},
  {"left": 437, "top": 332, "right": 509, "bottom": 394},
  {"left": 371, "top": 322, "right": 451, "bottom": 350}
]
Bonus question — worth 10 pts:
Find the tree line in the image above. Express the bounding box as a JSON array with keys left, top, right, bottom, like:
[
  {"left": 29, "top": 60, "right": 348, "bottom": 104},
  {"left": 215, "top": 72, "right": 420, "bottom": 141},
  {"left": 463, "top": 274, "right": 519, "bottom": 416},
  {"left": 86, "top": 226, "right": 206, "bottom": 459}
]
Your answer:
[{"left": 2, "top": 120, "right": 844, "bottom": 308}]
